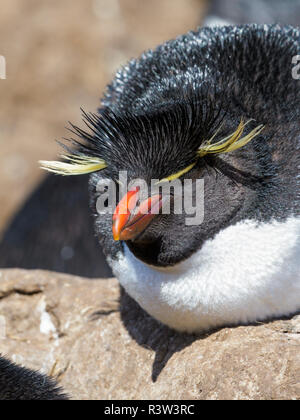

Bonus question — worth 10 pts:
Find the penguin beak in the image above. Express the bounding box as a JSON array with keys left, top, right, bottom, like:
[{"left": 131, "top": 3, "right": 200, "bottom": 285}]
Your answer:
[{"left": 112, "top": 188, "right": 163, "bottom": 241}]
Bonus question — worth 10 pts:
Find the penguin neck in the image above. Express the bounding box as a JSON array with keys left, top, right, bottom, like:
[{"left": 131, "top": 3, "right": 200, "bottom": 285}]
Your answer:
[{"left": 109, "top": 216, "right": 300, "bottom": 333}]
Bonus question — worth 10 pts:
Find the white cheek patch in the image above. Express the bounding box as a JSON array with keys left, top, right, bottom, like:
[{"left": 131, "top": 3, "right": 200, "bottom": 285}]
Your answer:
[{"left": 109, "top": 217, "right": 300, "bottom": 333}]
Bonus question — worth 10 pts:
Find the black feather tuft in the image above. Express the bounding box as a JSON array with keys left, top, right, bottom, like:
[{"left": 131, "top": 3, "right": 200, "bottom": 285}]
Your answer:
[{"left": 0, "top": 356, "right": 68, "bottom": 400}]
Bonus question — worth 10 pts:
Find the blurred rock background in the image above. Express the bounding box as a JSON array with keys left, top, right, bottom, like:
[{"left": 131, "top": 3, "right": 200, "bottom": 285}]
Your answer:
[{"left": 0, "top": 0, "right": 207, "bottom": 239}]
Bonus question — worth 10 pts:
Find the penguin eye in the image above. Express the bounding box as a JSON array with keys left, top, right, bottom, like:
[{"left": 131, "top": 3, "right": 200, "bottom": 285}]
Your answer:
[
  {"left": 157, "top": 119, "right": 264, "bottom": 185},
  {"left": 197, "top": 118, "right": 264, "bottom": 158}
]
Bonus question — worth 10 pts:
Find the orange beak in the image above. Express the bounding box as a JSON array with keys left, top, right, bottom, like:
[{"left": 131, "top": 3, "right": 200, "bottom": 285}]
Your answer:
[{"left": 112, "top": 188, "right": 163, "bottom": 241}]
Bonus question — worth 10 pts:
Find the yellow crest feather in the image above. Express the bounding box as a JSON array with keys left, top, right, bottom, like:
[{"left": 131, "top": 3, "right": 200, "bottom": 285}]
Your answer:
[
  {"left": 198, "top": 119, "right": 264, "bottom": 157},
  {"left": 156, "top": 161, "right": 197, "bottom": 184},
  {"left": 40, "top": 119, "right": 263, "bottom": 178},
  {"left": 155, "top": 119, "right": 264, "bottom": 184},
  {"left": 39, "top": 154, "right": 107, "bottom": 176}
]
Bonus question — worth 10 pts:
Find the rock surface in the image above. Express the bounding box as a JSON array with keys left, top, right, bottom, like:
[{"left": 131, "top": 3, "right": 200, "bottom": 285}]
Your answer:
[{"left": 0, "top": 269, "right": 299, "bottom": 400}]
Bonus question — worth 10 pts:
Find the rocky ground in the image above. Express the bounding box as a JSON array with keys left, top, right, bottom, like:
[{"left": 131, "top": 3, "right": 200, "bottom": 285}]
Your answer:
[{"left": 0, "top": 269, "right": 299, "bottom": 400}]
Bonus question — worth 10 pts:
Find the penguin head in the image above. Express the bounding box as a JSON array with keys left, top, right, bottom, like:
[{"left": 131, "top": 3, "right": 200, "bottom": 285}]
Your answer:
[
  {"left": 40, "top": 24, "right": 299, "bottom": 268},
  {"left": 86, "top": 97, "right": 265, "bottom": 267}
]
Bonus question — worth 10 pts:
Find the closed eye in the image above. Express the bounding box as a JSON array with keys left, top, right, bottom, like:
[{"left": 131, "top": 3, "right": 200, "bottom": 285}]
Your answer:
[{"left": 156, "top": 118, "right": 264, "bottom": 185}]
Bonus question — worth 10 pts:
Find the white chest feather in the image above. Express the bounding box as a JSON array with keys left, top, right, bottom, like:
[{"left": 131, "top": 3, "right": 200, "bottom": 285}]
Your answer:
[{"left": 109, "top": 218, "right": 300, "bottom": 333}]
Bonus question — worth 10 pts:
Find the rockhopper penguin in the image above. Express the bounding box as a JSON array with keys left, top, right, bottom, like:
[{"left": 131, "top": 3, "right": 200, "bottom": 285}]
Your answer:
[
  {"left": 1, "top": 21, "right": 299, "bottom": 401},
  {"left": 41, "top": 24, "right": 300, "bottom": 333}
]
